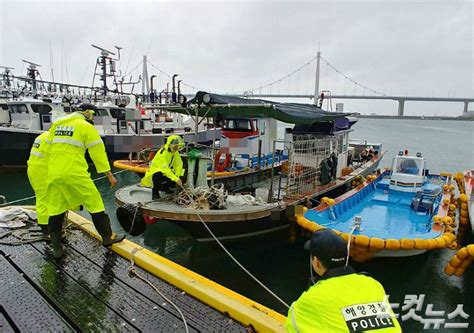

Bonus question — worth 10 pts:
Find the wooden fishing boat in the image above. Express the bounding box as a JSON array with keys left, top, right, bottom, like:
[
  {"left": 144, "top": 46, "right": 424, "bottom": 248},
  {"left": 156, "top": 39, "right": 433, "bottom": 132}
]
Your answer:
[{"left": 115, "top": 92, "right": 384, "bottom": 241}]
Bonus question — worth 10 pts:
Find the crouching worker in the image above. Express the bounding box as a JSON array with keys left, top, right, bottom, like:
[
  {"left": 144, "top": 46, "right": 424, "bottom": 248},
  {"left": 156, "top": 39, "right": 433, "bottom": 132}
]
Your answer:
[
  {"left": 46, "top": 103, "right": 125, "bottom": 258},
  {"left": 141, "top": 135, "right": 185, "bottom": 200},
  {"left": 286, "top": 229, "right": 401, "bottom": 332},
  {"left": 27, "top": 131, "right": 51, "bottom": 240}
]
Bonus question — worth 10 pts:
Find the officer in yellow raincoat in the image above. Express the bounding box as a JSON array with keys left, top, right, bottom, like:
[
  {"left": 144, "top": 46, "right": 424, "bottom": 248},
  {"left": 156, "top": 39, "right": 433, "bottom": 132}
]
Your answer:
[
  {"left": 286, "top": 229, "right": 401, "bottom": 332},
  {"left": 46, "top": 103, "right": 125, "bottom": 258},
  {"left": 141, "top": 135, "right": 185, "bottom": 199},
  {"left": 27, "top": 131, "right": 51, "bottom": 239}
]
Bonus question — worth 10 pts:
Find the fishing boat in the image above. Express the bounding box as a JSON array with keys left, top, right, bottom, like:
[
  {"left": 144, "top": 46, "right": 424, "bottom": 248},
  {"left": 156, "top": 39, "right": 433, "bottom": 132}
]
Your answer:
[
  {"left": 115, "top": 91, "right": 384, "bottom": 241},
  {"left": 0, "top": 97, "right": 218, "bottom": 166},
  {"left": 295, "top": 151, "right": 460, "bottom": 261},
  {"left": 0, "top": 50, "right": 218, "bottom": 166}
]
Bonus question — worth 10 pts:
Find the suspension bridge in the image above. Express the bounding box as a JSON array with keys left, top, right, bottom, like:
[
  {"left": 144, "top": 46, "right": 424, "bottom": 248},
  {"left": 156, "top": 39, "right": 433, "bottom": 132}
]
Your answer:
[
  {"left": 142, "top": 51, "right": 472, "bottom": 117},
  {"left": 4, "top": 49, "right": 472, "bottom": 117}
]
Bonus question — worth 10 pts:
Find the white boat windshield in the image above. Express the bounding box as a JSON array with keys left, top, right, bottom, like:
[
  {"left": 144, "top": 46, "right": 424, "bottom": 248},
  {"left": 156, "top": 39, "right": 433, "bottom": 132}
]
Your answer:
[{"left": 395, "top": 157, "right": 422, "bottom": 175}]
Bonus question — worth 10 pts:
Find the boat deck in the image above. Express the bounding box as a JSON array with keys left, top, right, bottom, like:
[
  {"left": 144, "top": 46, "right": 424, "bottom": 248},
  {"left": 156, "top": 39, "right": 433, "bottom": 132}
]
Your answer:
[
  {"left": 304, "top": 175, "right": 445, "bottom": 239},
  {"left": 0, "top": 223, "right": 249, "bottom": 332},
  {"left": 115, "top": 156, "right": 382, "bottom": 224},
  {"left": 116, "top": 185, "right": 280, "bottom": 222}
]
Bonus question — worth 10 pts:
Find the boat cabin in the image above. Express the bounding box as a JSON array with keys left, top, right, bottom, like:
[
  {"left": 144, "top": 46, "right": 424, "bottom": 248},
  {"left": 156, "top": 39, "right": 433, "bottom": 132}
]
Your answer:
[
  {"left": 286, "top": 116, "right": 358, "bottom": 178},
  {"left": 1, "top": 100, "right": 66, "bottom": 130},
  {"left": 219, "top": 116, "right": 279, "bottom": 168},
  {"left": 389, "top": 151, "right": 427, "bottom": 192}
]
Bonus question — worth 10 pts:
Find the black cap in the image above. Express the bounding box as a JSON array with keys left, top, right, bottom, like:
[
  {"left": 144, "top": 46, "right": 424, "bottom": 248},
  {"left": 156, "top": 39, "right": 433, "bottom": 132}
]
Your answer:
[
  {"left": 304, "top": 229, "right": 347, "bottom": 268},
  {"left": 77, "top": 103, "right": 98, "bottom": 113}
]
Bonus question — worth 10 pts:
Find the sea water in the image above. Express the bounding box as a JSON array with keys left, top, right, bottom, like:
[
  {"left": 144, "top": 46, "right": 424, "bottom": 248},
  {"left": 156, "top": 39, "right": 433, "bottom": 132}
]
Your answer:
[{"left": 1, "top": 118, "right": 473, "bottom": 331}]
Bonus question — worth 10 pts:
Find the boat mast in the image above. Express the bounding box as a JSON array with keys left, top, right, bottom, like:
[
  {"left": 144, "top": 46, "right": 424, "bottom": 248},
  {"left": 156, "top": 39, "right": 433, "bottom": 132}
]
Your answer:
[{"left": 91, "top": 44, "right": 121, "bottom": 97}]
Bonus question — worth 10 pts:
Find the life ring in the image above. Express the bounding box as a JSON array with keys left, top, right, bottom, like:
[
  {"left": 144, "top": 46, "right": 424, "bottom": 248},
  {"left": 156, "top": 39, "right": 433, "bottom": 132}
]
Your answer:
[{"left": 214, "top": 151, "right": 232, "bottom": 172}]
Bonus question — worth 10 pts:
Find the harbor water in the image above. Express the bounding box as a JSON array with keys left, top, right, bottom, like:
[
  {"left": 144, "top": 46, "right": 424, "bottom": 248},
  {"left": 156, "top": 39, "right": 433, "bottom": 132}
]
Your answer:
[{"left": 1, "top": 118, "right": 473, "bottom": 331}]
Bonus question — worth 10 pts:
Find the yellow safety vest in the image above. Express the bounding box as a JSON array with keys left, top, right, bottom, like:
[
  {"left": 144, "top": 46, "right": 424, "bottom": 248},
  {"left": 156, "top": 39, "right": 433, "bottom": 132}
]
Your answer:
[
  {"left": 286, "top": 271, "right": 401, "bottom": 333},
  {"left": 141, "top": 135, "right": 185, "bottom": 187},
  {"left": 27, "top": 131, "right": 51, "bottom": 168},
  {"left": 47, "top": 113, "right": 110, "bottom": 178}
]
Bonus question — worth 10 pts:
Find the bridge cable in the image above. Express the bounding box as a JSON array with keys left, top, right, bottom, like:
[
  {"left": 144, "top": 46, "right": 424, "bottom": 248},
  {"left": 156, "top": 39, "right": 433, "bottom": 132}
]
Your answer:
[{"left": 319, "top": 56, "right": 385, "bottom": 96}]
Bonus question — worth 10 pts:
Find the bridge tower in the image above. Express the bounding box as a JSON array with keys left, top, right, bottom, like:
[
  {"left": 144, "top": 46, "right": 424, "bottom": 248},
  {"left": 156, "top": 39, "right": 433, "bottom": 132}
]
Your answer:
[
  {"left": 313, "top": 51, "right": 321, "bottom": 105},
  {"left": 397, "top": 99, "right": 405, "bottom": 116}
]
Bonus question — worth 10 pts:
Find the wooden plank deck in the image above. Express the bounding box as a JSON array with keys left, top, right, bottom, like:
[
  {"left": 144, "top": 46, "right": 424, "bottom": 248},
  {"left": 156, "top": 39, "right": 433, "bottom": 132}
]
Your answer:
[{"left": 0, "top": 216, "right": 285, "bottom": 332}]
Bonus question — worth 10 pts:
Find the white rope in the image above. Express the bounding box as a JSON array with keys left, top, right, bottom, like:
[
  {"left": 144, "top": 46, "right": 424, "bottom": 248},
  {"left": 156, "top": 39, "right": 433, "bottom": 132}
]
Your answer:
[
  {"left": 177, "top": 184, "right": 290, "bottom": 309},
  {"left": 175, "top": 184, "right": 227, "bottom": 210},
  {"left": 128, "top": 249, "right": 189, "bottom": 333}
]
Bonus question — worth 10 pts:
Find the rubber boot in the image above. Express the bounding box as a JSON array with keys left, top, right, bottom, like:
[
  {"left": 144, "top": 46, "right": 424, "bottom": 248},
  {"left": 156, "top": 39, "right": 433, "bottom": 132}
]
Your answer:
[
  {"left": 91, "top": 212, "right": 125, "bottom": 246},
  {"left": 39, "top": 224, "right": 50, "bottom": 241},
  {"left": 48, "top": 214, "right": 65, "bottom": 258}
]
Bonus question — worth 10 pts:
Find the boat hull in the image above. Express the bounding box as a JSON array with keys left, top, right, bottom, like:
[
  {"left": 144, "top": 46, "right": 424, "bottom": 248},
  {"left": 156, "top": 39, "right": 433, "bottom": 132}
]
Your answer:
[
  {"left": 114, "top": 157, "right": 383, "bottom": 243},
  {"left": 170, "top": 217, "right": 290, "bottom": 242},
  {"left": 296, "top": 170, "right": 458, "bottom": 261},
  {"left": 0, "top": 127, "right": 218, "bottom": 166}
]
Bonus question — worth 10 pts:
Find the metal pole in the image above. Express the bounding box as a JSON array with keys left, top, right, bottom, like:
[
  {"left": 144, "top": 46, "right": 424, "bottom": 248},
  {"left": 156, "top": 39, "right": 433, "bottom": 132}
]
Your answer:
[
  {"left": 314, "top": 51, "right": 321, "bottom": 105},
  {"left": 268, "top": 140, "right": 276, "bottom": 203},
  {"left": 101, "top": 55, "right": 107, "bottom": 96},
  {"left": 211, "top": 124, "right": 217, "bottom": 187},
  {"left": 194, "top": 107, "right": 199, "bottom": 145}
]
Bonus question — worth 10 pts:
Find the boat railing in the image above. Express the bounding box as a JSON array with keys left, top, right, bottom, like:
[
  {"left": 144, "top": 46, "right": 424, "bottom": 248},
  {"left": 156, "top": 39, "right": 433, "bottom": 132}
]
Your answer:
[{"left": 267, "top": 138, "right": 337, "bottom": 202}]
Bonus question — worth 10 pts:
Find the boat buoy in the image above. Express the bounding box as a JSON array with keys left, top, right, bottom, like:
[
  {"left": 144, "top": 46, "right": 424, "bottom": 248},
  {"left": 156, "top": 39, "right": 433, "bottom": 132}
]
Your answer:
[
  {"left": 433, "top": 215, "right": 443, "bottom": 224},
  {"left": 459, "top": 194, "right": 468, "bottom": 203},
  {"left": 369, "top": 237, "right": 385, "bottom": 250},
  {"left": 366, "top": 174, "right": 377, "bottom": 182},
  {"left": 442, "top": 216, "right": 454, "bottom": 226},
  {"left": 400, "top": 238, "right": 415, "bottom": 249},
  {"left": 116, "top": 203, "right": 147, "bottom": 236},
  {"left": 385, "top": 239, "right": 400, "bottom": 250},
  {"left": 445, "top": 244, "right": 474, "bottom": 276},
  {"left": 414, "top": 238, "right": 427, "bottom": 249}
]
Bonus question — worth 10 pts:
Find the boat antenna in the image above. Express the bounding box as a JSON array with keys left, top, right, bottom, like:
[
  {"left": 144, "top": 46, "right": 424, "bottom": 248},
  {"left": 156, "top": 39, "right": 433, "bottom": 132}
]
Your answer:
[
  {"left": 22, "top": 60, "right": 41, "bottom": 92},
  {"left": 0, "top": 66, "right": 14, "bottom": 88},
  {"left": 91, "top": 44, "right": 117, "bottom": 97}
]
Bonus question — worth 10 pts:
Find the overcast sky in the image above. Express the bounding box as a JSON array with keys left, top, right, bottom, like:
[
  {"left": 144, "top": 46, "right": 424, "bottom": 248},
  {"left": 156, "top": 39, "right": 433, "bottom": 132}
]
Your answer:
[{"left": 0, "top": 0, "right": 472, "bottom": 116}]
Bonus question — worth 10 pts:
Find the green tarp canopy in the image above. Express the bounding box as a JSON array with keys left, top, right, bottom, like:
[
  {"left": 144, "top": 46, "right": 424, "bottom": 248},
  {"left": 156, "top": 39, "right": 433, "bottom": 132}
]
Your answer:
[{"left": 176, "top": 91, "right": 350, "bottom": 125}]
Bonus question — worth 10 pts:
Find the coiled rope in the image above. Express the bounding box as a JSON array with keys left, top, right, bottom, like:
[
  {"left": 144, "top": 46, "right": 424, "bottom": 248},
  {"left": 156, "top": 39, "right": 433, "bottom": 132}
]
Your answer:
[
  {"left": 175, "top": 184, "right": 227, "bottom": 210},
  {"left": 0, "top": 216, "right": 79, "bottom": 246}
]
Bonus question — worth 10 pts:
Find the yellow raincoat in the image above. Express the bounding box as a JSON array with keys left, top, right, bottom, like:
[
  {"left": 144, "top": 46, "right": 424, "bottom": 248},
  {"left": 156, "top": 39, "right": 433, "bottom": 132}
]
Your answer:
[
  {"left": 46, "top": 113, "right": 110, "bottom": 216},
  {"left": 141, "top": 135, "right": 185, "bottom": 187},
  {"left": 27, "top": 131, "right": 51, "bottom": 225}
]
